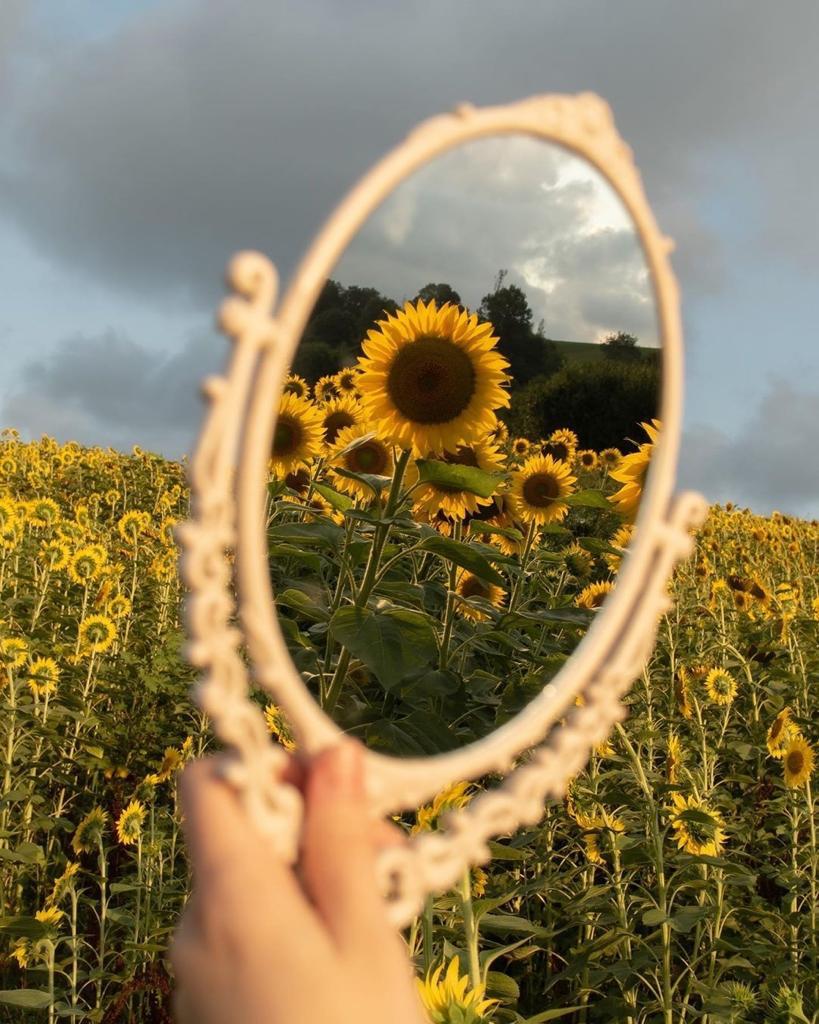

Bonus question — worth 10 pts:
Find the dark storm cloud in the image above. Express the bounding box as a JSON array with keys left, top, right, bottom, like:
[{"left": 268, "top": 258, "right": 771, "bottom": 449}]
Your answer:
[
  {"left": 1, "top": 328, "right": 225, "bottom": 458},
  {"left": 679, "top": 379, "right": 819, "bottom": 519},
  {"left": 1, "top": 1, "right": 816, "bottom": 311}
]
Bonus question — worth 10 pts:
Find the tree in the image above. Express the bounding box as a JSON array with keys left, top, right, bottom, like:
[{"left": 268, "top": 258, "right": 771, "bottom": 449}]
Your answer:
[
  {"left": 603, "top": 331, "right": 642, "bottom": 361},
  {"left": 479, "top": 277, "right": 562, "bottom": 385},
  {"left": 414, "top": 282, "right": 462, "bottom": 307}
]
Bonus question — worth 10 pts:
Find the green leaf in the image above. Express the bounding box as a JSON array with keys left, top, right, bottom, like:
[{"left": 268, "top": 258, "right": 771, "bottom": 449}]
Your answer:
[
  {"left": 670, "top": 905, "right": 710, "bottom": 933},
  {"left": 0, "top": 916, "right": 49, "bottom": 939},
  {"left": 0, "top": 990, "right": 53, "bottom": 1009},
  {"left": 485, "top": 971, "right": 519, "bottom": 1000},
  {"left": 331, "top": 467, "right": 392, "bottom": 497},
  {"left": 268, "top": 521, "right": 345, "bottom": 550},
  {"left": 274, "top": 588, "right": 329, "bottom": 622},
  {"left": 562, "top": 489, "right": 614, "bottom": 510},
  {"left": 330, "top": 607, "right": 437, "bottom": 690},
  {"left": 641, "top": 907, "right": 667, "bottom": 926},
  {"left": 415, "top": 458, "right": 504, "bottom": 498},
  {"left": 418, "top": 535, "right": 505, "bottom": 586},
  {"left": 311, "top": 482, "right": 353, "bottom": 512},
  {"left": 522, "top": 1007, "right": 587, "bottom": 1022}
]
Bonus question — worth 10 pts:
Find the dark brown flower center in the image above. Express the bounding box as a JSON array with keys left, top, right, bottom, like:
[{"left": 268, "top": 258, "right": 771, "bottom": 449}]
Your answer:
[
  {"left": 323, "top": 410, "right": 356, "bottom": 444},
  {"left": 348, "top": 441, "right": 388, "bottom": 475},
  {"left": 387, "top": 336, "right": 476, "bottom": 424},
  {"left": 274, "top": 416, "right": 303, "bottom": 457},
  {"left": 523, "top": 471, "right": 560, "bottom": 509},
  {"left": 787, "top": 750, "right": 804, "bottom": 774},
  {"left": 460, "top": 575, "right": 489, "bottom": 601},
  {"left": 285, "top": 469, "right": 311, "bottom": 494},
  {"left": 542, "top": 442, "right": 568, "bottom": 462}
]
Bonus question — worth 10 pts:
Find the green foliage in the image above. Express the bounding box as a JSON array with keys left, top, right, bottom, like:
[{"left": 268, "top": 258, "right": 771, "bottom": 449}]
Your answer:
[{"left": 508, "top": 359, "right": 660, "bottom": 450}]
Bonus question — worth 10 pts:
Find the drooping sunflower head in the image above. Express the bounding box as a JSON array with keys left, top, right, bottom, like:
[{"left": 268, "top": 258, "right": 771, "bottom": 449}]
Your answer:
[
  {"left": 704, "top": 668, "right": 738, "bottom": 706},
  {"left": 563, "top": 543, "right": 593, "bottom": 579},
  {"left": 319, "top": 394, "right": 361, "bottom": 445},
  {"left": 72, "top": 807, "right": 107, "bottom": 854},
  {"left": 328, "top": 423, "right": 395, "bottom": 502},
  {"left": 116, "top": 799, "right": 147, "bottom": 846},
  {"left": 269, "top": 392, "right": 324, "bottom": 478},
  {"left": 783, "top": 734, "right": 814, "bottom": 788},
  {"left": 356, "top": 299, "right": 510, "bottom": 456},
  {"left": 511, "top": 453, "right": 576, "bottom": 525},
  {"left": 666, "top": 733, "right": 684, "bottom": 784},
  {"left": 669, "top": 792, "right": 726, "bottom": 857},
  {"left": 767, "top": 707, "right": 796, "bottom": 758},
  {"left": 454, "top": 568, "right": 506, "bottom": 622},
  {"left": 577, "top": 579, "right": 615, "bottom": 611}
]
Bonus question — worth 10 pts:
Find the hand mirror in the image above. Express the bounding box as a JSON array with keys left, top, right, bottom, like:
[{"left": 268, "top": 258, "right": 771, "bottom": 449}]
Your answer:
[{"left": 179, "top": 93, "right": 707, "bottom": 926}]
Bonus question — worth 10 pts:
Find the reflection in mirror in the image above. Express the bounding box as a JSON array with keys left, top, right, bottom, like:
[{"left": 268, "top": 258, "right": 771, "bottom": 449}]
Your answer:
[{"left": 265, "top": 136, "right": 660, "bottom": 757}]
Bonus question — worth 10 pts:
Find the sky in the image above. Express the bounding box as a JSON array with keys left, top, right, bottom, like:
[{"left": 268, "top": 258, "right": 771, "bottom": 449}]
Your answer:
[{"left": 1, "top": 1, "right": 818, "bottom": 517}]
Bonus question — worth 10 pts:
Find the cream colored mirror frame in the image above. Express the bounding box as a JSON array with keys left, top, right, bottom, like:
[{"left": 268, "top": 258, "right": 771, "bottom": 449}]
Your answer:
[{"left": 178, "top": 92, "right": 708, "bottom": 926}]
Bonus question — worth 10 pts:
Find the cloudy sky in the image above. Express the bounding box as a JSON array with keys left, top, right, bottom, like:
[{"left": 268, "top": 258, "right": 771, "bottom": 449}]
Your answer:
[{"left": 1, "top": 1, "right": 817, "bottom": 517}]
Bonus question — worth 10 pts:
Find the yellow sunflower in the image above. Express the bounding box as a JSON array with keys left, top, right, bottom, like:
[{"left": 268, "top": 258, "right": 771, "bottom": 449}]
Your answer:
[
  {"left": 600, "top": 447, "right": 622, "bottom": 468},
  {"left": 511, "top": 453, "right": 576, "bottom": 525},
  {"left": 107, "top": 593, "right": 133, "bottom": 620},
  {"left": 328, "top": 423, "right": 394, "bottom": 502},
  {"left": 412, "top": 780, "right": 473, "bottom": 835},
  {"left": 356, "top": 299, "right": 510, "bottom": 456},
  {"left": 511, "top": 437, "right": 531, "bottom": 458},
  {"left": 666, "top": 733, "right": 684, "bottom": 784},
  {"left": 28, "top": 497, "right": 61, "bottom": 528},
  {"left": 412, "top": 439, "right": 506, "bottom": 522},
  {"left": 72, "top": 807, "right": 107, "bottom": 854},
  {"left": 577, "top": 579, "right": 614, "bottom": 610},
  {"left": 0, "top": 636, "right": 29, "bottom": 670},
  {"left": 669, "top": 792, "right": 726, "bottom": 856},
  {"left": 314, "top": 375, "right": 340, "bottom": 403},
  {"left": 767, "top": 707, "right": 796, "bottom": 758},
  {"left": 269, "top": 392, "right": 324, "bottom": 477},
  {"left": 0, "top": 495, "right": 17, "bottom": 533},
  {"left": 417, "top": 957, "right": 498, "bottom": 1024},
  {"left": 264, "top": 703, "right": 296, "bottom": 753},
  {"left": 335, "top": 367, "right": 361, "bottom": 394},
  {"left": 577, "top": 448, "right": 599, "bottom": 471},
  {"left": 78, "top": 614, "right": 117, "bottom": 655},
  {"left": 68, "top": 546, "right": 104, "bottom": 586},
  {"left": 26, "top": 656, "right": 61, "bottom": 697},
  {"left": 563, "top": 543, "right": 593, "bottom": 579},
  {"left": 783, "top": 734, "right": 814, "bottom": 788},
  {"left": 319, "top": 394, "right": 361, "bottom": 445},
  {"left": 283, "top": 373, "right": 310, "bottom": 399},
  {"left": 704, "top": 668, "right": 738, "bottom": 706},
  {"left": 609, "top": 420, "right": 661, "bottom": 521},
  {"left": 116, "top": 799, "right": 146, "bottom": 846},
  {"left": 604, "top": 523, "right": 634, "bottom": 572},
  {"left": 145, "top": 746, "right": 184, "bottom": 785},
  {"left": 454, "top": 568, "right": 506, "bottom": 622},
  {"left": 39, "top": 538, "right": 70, "bottom": 571},
  {"left": 117, "top": 510, "right": 150, "bottom": 543}
]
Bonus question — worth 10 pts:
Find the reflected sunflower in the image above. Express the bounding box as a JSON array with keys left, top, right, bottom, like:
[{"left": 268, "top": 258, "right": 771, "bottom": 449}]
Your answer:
[
  {"left": 319, "top": 394, "right": 361, "bottom": 445},
  {"left": 669, "top": 792, "right": 726, "bottom": 856},
  {"left": 454, "top": 568, "right": 506, "bottom": 622},
  {"left": 767, "top": 707, "right": 796, "bottom": 758},
  {"left": 412, "top": 439, "right": 505, "bottom": 522},
  {"left": 269, "top": 393, "right": 324, "bottom": 478},
  {"left": 511, "top": 453, "right": 576, "bottom": 525},
  {"left": 356, "top": 299, "right": 510, "bottom": 455},
  {"left": 783, "top": 734, "right": 814, "bottom": 788},
  {"left": 577, "top": 580, "right": 614, "bottom": 610},
  {"left": 609, "top": 420, "right": 661, "bottom": 521},
  {"left": 328, "top": 423, "right": 394, "bottom": 502}
]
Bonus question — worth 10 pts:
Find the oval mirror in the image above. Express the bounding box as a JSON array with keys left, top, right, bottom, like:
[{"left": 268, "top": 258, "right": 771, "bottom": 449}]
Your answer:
[{"left": 264, "top": 135, "right": 661, "bottom": 757}]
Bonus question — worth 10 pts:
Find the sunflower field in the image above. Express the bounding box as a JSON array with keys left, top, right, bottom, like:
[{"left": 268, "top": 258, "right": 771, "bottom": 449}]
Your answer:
[{"left": 1, "top": 298, "right": 818, "bottom": 1023}]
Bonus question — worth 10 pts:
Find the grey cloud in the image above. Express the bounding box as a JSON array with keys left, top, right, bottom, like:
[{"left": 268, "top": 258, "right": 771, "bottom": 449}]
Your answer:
[
  {"left": 2, "top": 328, "right": 225, "bottom": 458},
  {"left": 679, "top": 379, "right": 819, "bottom": 518},
  {"left": 4, "top": 1, "right": 816, "bottom": 313}
]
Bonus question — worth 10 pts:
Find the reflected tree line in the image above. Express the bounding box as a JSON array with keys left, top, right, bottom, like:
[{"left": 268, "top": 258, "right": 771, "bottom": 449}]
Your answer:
[{"left": 294, "top": 272, "right": 660, "bottom": 450}]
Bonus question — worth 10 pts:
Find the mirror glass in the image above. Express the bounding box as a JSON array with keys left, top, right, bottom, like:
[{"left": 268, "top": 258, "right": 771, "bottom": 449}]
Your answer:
[{"left": 264, "top": 136, "right": 660, "bottom": 756}]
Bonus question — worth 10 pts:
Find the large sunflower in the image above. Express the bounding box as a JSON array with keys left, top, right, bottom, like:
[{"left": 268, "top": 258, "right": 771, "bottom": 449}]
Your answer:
[
  {"left": 356, "top": 299, "right": 510, "bottom": 455},
  {"left": 767, "top": 707, "right": 796, "bottom": 758},
  {"left": 542, "top": 428, "right": 579, "bottom": 463},
  {"left": 704, "top": 667, "right": 738, "bottom": 706},
  {"left": 609, "top": 420, "right": 660, "bottom": 521},
  {"left": 328, "top": 423, "right": 395, "bottom": 502},
  {"left": 577, "top": 580, "right": 614, "bottom": 610},
  {"left": 269, "top": 392, "right": 324, "bottom": 478},
  {"left": 412, "top": 439, "right": 506, "bottom": 522},
  {"left": 417, "top": 957, "right": 497, "bottom": 1024},
  {"left": 511, "top": 453, "right": 576, "bottom": 525}
]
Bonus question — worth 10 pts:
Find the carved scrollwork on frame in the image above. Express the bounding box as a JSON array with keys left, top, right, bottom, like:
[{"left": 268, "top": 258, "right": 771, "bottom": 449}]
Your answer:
[{"left": 180, "top": 94, "right": 708, "bottom": 925}]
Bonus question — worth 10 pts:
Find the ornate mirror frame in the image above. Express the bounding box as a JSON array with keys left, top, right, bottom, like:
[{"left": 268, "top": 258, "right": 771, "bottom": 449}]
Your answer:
[{"left": 178, "top": 92, "right": 708, "bottom": 925}]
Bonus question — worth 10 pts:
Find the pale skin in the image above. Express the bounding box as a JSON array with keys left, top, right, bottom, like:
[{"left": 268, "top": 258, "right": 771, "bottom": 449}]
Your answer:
[{"left": 170, "top": 741, "right": 427, "bottom": 1024}]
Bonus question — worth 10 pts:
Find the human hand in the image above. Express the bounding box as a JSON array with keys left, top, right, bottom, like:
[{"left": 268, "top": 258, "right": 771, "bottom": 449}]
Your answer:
[{"left": 170, "top": 741, "right": 427, "bottom": 1024}]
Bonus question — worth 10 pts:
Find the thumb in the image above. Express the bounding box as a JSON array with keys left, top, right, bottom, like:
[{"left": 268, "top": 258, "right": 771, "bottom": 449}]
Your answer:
[{"left": 301, "top": 741, "right": 392, "bottom": 952}]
